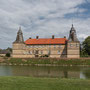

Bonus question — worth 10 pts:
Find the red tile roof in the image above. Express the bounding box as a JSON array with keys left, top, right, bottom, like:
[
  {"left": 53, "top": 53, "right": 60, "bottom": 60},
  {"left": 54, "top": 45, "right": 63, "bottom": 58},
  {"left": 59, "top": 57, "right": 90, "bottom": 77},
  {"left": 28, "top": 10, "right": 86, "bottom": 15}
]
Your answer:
[{"left": 25, "top": 38, "right": 67, "bottom": 45}]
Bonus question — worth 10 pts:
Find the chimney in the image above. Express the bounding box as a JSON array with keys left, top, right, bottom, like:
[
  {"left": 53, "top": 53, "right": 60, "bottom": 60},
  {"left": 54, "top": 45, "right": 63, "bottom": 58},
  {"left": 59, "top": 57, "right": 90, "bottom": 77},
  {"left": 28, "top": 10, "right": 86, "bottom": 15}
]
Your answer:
[
  {"left": 64, "top": 36, "right": 66, "bottom": 38},
  {"left": 36, "top": 36, "right": 39, "bottom": 39},
  {"left": 29, "top": 37, "right": 32, "bottom": 39},
  {"left": 52, "top": 35, "right": 55, "bottom": 39}
]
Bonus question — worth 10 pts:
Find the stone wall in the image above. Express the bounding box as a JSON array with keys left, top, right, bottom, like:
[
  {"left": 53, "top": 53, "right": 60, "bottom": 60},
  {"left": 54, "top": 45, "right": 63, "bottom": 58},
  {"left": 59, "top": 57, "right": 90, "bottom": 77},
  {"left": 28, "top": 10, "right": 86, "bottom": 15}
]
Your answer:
[
  {"left": 12, "top": 41, "right": 80, "bottom": 58},
  {"left": 12, "top": 43, "right": 67, "bottom": 58},
  {"left": 67, "top": 42, "right": 80, "bottom": 58}
]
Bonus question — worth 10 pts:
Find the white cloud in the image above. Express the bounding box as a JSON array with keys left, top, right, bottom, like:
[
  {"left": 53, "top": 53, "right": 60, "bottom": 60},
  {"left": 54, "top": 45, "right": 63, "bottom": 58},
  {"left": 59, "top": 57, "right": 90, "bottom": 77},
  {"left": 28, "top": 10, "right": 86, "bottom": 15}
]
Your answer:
[{"left": 0, "top": 0, "right": 89, "bottom": 48}]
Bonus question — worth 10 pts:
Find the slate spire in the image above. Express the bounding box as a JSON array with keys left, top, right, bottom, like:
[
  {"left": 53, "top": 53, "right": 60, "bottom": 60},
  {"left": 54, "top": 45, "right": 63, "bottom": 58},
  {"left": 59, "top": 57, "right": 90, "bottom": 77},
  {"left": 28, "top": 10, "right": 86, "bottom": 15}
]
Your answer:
[
  {"left": 68, "top": 24, "right": 79, "bottom": 42},
  {"left": 14, "top": 27, "right": 24, "bottom": 43}
]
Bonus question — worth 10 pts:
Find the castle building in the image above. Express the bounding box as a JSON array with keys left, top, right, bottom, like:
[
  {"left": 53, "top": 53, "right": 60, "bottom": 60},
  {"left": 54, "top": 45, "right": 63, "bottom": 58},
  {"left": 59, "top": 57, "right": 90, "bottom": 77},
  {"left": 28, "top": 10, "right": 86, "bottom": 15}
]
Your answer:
[{"left": 12, "top": 25, "right": 80, "bottom": 58}]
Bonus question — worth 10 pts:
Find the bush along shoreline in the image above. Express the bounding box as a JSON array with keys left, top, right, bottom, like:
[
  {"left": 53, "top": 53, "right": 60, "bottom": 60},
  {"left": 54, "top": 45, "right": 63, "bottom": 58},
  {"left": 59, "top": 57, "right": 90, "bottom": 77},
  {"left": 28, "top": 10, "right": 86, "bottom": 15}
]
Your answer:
[{"left": 0, "top": 57, "right": 90, "bottom": 66}]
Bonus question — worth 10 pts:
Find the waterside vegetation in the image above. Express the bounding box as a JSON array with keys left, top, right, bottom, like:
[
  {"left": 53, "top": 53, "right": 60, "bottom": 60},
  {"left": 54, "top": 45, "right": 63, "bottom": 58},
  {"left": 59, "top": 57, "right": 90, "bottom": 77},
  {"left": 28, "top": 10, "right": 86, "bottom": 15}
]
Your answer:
[{"left": 0, "top": 58, "right": 90, "bottom": 66}]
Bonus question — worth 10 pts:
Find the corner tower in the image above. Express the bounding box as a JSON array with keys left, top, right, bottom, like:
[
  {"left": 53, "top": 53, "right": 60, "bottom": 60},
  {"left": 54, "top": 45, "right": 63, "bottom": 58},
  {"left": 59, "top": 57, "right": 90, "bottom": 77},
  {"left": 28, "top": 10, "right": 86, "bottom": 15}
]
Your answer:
[
  {"left": 12, "top": 27, "right": 25, "bottom": 58},
  {"left": 14, "top": 27, "right": 24, "bottom": 43},
  {"left": 67, "top": 24, "right": 80, "bottom": 58}
]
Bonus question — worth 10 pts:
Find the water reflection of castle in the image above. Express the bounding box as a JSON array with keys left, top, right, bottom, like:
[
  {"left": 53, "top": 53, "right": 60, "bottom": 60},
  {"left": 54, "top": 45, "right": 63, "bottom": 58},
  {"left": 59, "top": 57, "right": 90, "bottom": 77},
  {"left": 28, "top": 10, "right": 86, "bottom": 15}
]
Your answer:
[
  {"left": 0, "top": 66, "right": 89, "bottom": 79},
  {"left": 11, "top": 66, "right": 87, "bottom": 78}
]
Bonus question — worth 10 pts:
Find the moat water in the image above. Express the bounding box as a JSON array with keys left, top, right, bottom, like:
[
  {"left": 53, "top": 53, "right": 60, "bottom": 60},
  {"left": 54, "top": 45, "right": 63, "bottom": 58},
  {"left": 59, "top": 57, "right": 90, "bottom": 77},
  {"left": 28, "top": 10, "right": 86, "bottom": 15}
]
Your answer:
[{"left": 0, "top": 66, "right": 90, "bottom": 79}]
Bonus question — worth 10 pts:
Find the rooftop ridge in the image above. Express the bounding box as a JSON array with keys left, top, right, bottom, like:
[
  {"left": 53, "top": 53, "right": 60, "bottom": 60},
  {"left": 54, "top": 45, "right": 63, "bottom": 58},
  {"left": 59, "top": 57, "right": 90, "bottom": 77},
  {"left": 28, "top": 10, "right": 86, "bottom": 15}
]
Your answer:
[
  {"left": 26, "top": 37, "right": 67, "bottom": 40},
  {"left": 25, "top": 38, "right": 67, "bottom": 45}
]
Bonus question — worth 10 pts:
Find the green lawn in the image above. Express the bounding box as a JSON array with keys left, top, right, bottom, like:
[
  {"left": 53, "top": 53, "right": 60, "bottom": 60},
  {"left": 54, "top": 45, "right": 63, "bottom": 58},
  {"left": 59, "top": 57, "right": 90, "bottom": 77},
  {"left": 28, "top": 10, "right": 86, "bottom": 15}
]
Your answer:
[{"left": 0, "top": 77, "right": 90, "bottom": 90}]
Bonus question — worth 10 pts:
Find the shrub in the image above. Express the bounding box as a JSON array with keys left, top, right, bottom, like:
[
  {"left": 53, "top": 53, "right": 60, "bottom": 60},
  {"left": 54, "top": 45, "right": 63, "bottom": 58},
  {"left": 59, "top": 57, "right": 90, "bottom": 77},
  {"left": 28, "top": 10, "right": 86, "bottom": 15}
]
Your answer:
[
  {"left": 40, "top": 54, "right": 49, "bottom": 57},
  {"left": 6, "top": 53, "right": 11, "bottom": 57}
]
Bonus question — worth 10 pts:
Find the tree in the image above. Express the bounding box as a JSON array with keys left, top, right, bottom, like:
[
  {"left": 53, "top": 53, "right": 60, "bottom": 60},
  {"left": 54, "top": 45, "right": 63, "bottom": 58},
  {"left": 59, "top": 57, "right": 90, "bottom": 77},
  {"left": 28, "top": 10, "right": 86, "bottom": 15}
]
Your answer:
[
  {"left": 6, "top": 47, "right": 12, "bottom": 52},
  {"left": 82, "top": 36, "right": 90, "bottom": 56}
]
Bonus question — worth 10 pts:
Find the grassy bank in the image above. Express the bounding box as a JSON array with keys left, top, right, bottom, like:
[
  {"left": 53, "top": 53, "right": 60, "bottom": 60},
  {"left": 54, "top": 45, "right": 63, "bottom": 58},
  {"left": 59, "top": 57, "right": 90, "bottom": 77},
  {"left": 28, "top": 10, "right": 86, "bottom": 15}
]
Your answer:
[
  {"left": 1, "top": 58, "right": 90, "bottom": 66},
  {"left": 0, "top": 77, "right": 89, "bottom": 90}
]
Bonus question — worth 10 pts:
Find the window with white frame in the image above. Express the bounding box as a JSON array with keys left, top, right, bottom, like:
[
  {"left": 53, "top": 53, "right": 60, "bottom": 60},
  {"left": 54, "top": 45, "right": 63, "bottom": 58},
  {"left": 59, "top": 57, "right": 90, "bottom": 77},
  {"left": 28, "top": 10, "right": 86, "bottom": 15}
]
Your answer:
[
  {"left": 76, "top": 43, "right": 79, "bottom": 47},
  {"left": 49, "top": 45, "right": 51, "bottom": 48},
  {"left": 30, "top": 51, "right": 32, "bottom": 54},
  {"left": 41, "top": 50, "right": 43, "bottom": 55},
  {"left": 48, "top": 50, "right": 51, "bottom": 55},
  {"left": 23, "top": 52, "right": 26, "bottom": 55},
  {"left": 38, "top": 45, "right": 41, "bottom": 48},
  {"left": 70, "top": 44, "right": 73, "bottom": 47},
  {"left": 58, "top": 45, "right": 61, "bottom": 48},
  {"left": 34, "top": 45, "right": 37, "bottom": 48},
  {"left": 27, "top": 46, "right": 29, "bottom": 48},
  {"left": 54, "top": 45, "right": 56, "bottom": 48},
  {"left": 58, "top": 50, "right": 60, "bottom": 54},
  {"left": 24, "top": 45, "right": 26, "bottom": 47},
  {"left": 32, "top": 50, "right": 34, "bottom": 54},
  {"left": 24, "top": 51, "right": 29, "bottom": 55},
  {"left": 28, "top": 51, "right": 30, "bottom": 54}
]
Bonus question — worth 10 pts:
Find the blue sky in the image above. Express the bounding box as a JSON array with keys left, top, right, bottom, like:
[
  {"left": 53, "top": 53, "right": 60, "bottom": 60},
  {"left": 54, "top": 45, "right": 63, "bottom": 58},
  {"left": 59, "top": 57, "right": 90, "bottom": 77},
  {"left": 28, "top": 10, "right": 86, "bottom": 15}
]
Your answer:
[
  {"left": 0, "top": 0, "right": 90, "bottom": 49},
  {"left": 65, "top": 1, "right": 90, "bottom": 18}
]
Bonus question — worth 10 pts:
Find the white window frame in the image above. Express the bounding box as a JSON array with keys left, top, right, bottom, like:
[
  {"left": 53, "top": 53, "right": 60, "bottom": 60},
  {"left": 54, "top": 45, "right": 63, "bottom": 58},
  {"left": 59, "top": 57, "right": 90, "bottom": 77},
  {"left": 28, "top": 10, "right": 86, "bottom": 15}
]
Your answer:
[{"left": 58, "top": 50, "right": 60, "bottom": 54}]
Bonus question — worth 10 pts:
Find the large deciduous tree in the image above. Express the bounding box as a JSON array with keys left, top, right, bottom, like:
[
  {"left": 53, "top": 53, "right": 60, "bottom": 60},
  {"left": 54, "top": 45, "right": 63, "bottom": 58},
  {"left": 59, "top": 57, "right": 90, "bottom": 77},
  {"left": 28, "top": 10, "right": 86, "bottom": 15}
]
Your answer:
[{"left": 82, "top": 36, "right": 90, "bottom": 56}]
